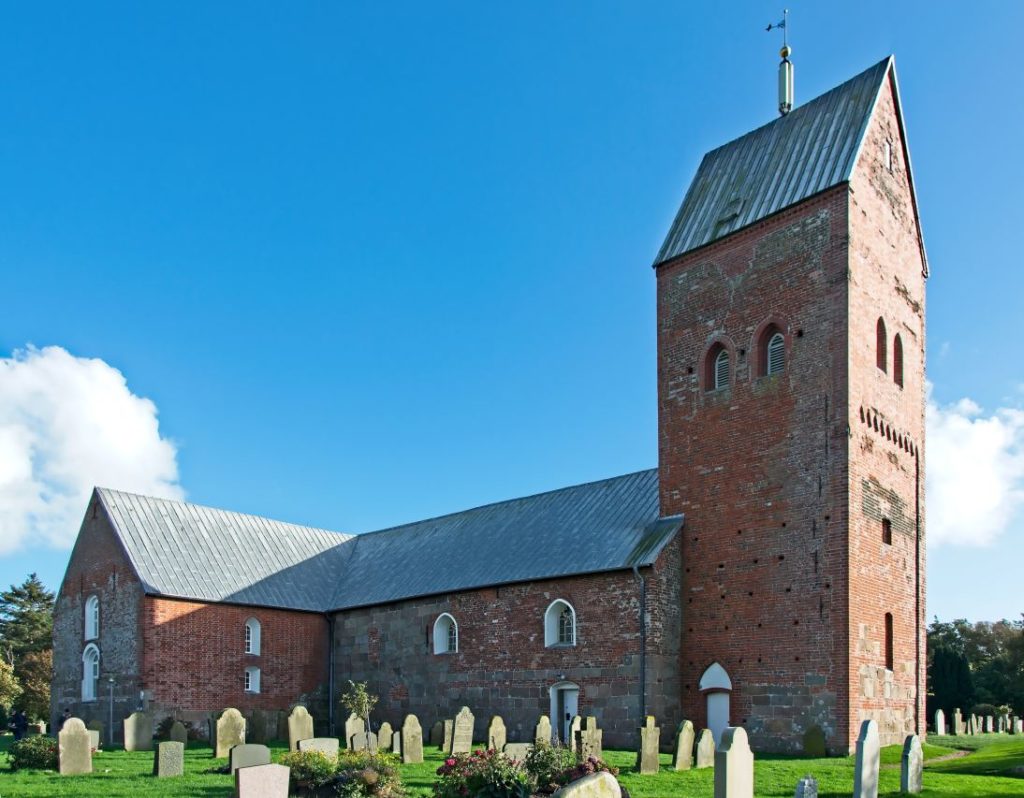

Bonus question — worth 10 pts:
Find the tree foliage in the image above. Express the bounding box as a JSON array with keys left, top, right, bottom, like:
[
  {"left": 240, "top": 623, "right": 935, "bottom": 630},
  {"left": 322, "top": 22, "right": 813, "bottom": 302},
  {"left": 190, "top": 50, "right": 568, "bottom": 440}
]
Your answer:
[
  {"left": 18, "top": 649, "right": 52, "bottom": 720},
  {"left": 0, "top": 658, "right": 22, "bottom": 713},
  {"left": 340, "top": 680, "right": 378, "bottom": 729},
  {"left": 0, "top": 574, "right": 55, "bottom": 666}
]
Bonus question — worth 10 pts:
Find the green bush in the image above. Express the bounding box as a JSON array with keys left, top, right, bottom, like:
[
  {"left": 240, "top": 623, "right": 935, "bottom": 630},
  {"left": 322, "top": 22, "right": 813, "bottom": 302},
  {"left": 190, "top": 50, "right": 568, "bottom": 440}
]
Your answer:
[
  {"left": 434, "top": 750, "right": 531, "bottom": 798},
  {"left": 522, "top": 743, "right": 577, "bottom": 793},
  {"left": 8, "top": 735, "right": 58, "bottom": 771},
  {"left": 281, "top": 750, "right": 337, "bottom": 790},
  {"left": 335, "top": 751, "right": 404, "bottom": 797}
]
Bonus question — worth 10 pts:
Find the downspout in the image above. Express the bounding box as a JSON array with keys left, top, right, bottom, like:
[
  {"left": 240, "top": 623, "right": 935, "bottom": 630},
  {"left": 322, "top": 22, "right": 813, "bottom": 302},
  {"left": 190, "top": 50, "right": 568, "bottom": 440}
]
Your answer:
[
  {"left": 633, "top": 565, "right": 647, "bottom": 721},
  {"left": 328, "top": 613, "right": 336, "bottom": 736},
  {"left": 914, "top": 449, "right": 921, "bottom": 733}
]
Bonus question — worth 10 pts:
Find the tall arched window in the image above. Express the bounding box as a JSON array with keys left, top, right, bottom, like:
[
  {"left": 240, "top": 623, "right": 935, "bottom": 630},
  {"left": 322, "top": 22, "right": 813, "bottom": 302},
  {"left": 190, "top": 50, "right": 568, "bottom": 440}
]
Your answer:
[
  {"left": 876, "top": 318, "right": 887, "bottom": 372},
  {"left": 433, "top": 613, "right": 458, "bottom": 654},
  {"left": 244, "top": 666, "right": 261, "bottom": 693},
  {"left": 544, "top": 599, "right": 576, "bottom": 647},
  {"left": 714, "top": 349, "right": 730, "bottom": 389},
  {"left": 766, "top": 332, "right": 785, "bottom": 376},
  {"left": 81, "top": 644, "right": 100, "bottom": 701},
  {"left": 884, "top": 613, "right": 894, "bottom": 671},
  {"left": 244, "top": 618, "right": 261, "bottom": 656},
  {"left": 893, "top": 334, "right": 904, "bottom": 388},
  {"left": 84, "top": 595, "right": 99, "bottom": 640}
]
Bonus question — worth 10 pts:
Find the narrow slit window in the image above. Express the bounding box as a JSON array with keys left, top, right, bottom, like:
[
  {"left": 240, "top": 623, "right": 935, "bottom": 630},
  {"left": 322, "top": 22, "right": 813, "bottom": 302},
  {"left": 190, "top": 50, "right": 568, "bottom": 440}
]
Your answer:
[
  {"left": 884, "top": 613, "right": 894, "bottom": 671},
  {"left": 876, "top": 318, "right": 887, "bottom": 373},
  {"left": 893, "top": 334, "right": 904, "bottom": 388}
]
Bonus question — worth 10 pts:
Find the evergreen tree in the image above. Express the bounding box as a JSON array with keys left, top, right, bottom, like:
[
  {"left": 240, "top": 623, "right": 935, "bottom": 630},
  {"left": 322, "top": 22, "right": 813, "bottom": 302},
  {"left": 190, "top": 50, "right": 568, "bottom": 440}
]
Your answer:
[
  {"left": 929, "top": 645, "right": 975, "bottom": 717},
  {"left": 18, "top": 649, "right": 52, "bottom": 720},
  {"left": 0, "top": 574, "right": 55, "bottom": 667}
]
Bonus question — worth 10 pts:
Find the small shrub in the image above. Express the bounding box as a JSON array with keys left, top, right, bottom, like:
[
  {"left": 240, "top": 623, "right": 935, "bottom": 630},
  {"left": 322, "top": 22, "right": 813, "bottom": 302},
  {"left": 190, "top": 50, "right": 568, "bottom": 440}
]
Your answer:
[
  {"left": 552, "top": 755, "right": 620, "bottom": 789},
  {"left": 336, "top": 751, "right": 404, "bottom": 797},
  {"left": 522, "top": 743, "right": 576, "bottom": 793},
  {"left": 8, "top": 735, "right": 58, "bottom": 771},
  {"left": 281, "top": 750, "right": 337, "bottom": 789},
  {"left": 434, "top": 749, "right": 531, "bottom": 798}
]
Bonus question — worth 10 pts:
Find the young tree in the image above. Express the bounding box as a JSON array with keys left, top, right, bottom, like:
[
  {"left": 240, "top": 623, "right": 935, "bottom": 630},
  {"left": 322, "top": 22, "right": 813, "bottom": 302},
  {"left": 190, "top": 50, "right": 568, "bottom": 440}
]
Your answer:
[
  {"left": 0, "top": 574, "right": 55, "bottom": 666},
  {"left": 339, "top": 680, "right": 378, "bottom": 732}
]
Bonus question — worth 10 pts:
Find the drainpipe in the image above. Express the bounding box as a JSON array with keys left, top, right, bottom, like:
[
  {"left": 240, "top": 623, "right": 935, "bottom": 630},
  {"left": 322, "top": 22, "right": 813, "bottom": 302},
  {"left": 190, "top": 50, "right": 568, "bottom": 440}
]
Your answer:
[
  {"left": 633, "top": 565, "right": 647, "bottom": 721},
  {"left": 328, "top": 614, "right": 336, "bottom": 736},
  {"left": 914, "top": 449, "right": 921, "bottom": 734}
]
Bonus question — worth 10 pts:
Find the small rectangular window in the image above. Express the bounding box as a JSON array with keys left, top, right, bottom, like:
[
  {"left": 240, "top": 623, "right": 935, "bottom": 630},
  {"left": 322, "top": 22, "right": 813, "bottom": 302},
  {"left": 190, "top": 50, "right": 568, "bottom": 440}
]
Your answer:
[{"left": 882, "top": 518, "right": 892, "bottom": 545}]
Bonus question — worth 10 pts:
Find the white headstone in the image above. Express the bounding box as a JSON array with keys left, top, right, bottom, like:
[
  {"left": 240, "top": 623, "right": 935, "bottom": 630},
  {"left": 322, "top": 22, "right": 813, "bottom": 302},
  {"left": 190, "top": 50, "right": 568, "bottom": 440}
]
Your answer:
[
  {"left": 794, "top": 775, "right": 818, "bottom": 798},
  {"left": 900, "top": 734, "right": 923, "bottom": 794},
  {"left": 853, "top": 720, "right": 880, "bottom": 798},
  {"left": 235, "top": 762, "right": 290, "bottom": 797},
  {"left": 934, "top": 709, "right": 946, "bottom": 737},
  {"left": 713, "top": 726, "right": 753, "bottom": 798}
]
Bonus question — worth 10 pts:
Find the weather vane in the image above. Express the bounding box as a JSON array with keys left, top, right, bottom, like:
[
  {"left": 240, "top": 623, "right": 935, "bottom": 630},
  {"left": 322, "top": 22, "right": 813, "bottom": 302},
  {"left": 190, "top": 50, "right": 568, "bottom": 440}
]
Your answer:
[
  {"left": 766, "top": 9, "right": 789, "bottom": 49},
  {"left": 767, "top": 10, "right": 793, "bottom": 116}
]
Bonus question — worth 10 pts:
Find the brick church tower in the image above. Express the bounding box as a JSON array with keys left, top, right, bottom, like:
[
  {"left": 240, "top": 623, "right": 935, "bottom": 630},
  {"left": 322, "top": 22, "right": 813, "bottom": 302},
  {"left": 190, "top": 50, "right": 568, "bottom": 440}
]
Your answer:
[{"left": 654, "top": 56, "right": 927, "bottom": 753}]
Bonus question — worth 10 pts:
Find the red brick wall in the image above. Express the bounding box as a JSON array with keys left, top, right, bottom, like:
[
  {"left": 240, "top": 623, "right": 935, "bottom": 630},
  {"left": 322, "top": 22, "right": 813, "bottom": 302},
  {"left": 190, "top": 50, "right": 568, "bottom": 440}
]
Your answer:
[{"left": 142, "top": 597, "right": 329, "bottom": 715}]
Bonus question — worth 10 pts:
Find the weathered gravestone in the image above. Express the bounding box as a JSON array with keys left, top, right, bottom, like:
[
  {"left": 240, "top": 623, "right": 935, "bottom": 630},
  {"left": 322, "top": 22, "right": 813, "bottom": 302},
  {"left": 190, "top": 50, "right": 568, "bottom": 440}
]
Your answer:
[
  {"left": 1016, "top": 719, "right": 1023, "bottom": 735},
  {"left": 569, "top": 716, "right": 582, "bottom": 753},
  {"left": 170, "top": 720, "right": 188, "bottom": 745},
  {"left": 392, "top": 730, "right": 402, "bottom": 754},
  {"left": 504, "top": 742, "right": 533, "bottom": 760},
  {"left": 853, "top": 719, "right": 880, "bottom": 798},
  {"left": 636, "top": 716, "right": 660, "bottom": 775},
  {"left": 550, "top": 771, "right": 620, "bottom": 798},
  {"left": 345, "top": 712, "right": 366, "bottom": 749},
  {"left": 87, "top": 729, "right": 101, "bottom": 752},
  {"left": 576, "top": 717, "right": 602, "bottom": 760},
  {"left": 230, "top": 743, "right": 272, "bottom": 774},
  {"left": 124, "top": 711, "right": 153, "bottom": 752},
  {"left": 58, "top": 718, "right": 92, "bottom": 775},
  {"left": 953, "top": 708, "right": 963, "bottom": 735},
  {"left": 802, "top": 725, "right": 826, "bottom": 757},
  {"left": 235, "top": 762, "right": 290, "bottom": 798},
  {"left": 488, "top": 715, "right": 507, "bottom": 752},
  {"left": 794, "top": 775, "right": 818, "bottom": 798},
  {"left": 998, "top": 715, "right": 1006, "bottom": 733},
  {"left": 86, "top": 719, "right": 102, "bottom": 751},
  {"left": 672, "top": 719, "right": 695, "bottom": 770},
  {"left": 351, "top": 731, "right": 378, "bottom": 752},
  {"left": 402, "top": 714, "right": 424, "bottom": 764},
  {"left": 695, "top": 728, "right": 715, "bottom": 769},
  {"left": 901, "top": 734, "right": 923, "bottom": 794},
  {"left": 246, "top": 709, "right": 279, "bottom": 744},
  {"left": 216, "top": 708, "right": 247, "bottom": 758},
  {"left": 451, "top": 706, "right": 474, "bottom": 754},
  {"left": 153, "top": 741, "right": 184, "bottom": 777},
  {"left": 299, "top": 738, "right": 340, "bottom": 759},
  {"left": 288, "top": 706, "right": 314, "bottom": 752},
  {"left": 934, "top": 709, "right": 946, "bottom": 737},
  {"left": 378, "top": 721, "right": 393, "bottom": 752},
  {"left": 714, "top": 726, "right": 754, "bottom": 798},
  {"left": 429, "top": 721, "right": 444, "bottom": 747},
  {"left": 985, "top": 715, "right": 994, "bottom": 734},
  {"left": 442, "top": 719, "right": 454, "bottom": 751},
  {"left": 535, "top": 714, "right": 553, "bottom": 747},
  {"left": 30, "top": 721, "right": 46, "bottom": 735}
]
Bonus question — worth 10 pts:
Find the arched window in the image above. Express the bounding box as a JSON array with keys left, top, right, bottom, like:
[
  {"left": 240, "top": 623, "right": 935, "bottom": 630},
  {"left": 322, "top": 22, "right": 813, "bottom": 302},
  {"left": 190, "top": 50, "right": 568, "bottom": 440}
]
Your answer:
[
  {"left": 244, "top": 666, "right": 261, "bottom": 693},
  {"left": 433, "top": 613, "right": 458, "bottom": 655},
  {"left": 876, "top": 318, "right": 887, "bottom": 372},
  {"left": 893, "top": 334, "right": 904, "bottom": 388},
  {"left": 884, "top": 613, "right": 894, "bottom": 671},
  {"left": 84, "top": 595, "right": 99, "bottom": 640},
  {"left": 766, "top": 332, "right": 785, "bottom": 375},
  {"left": 81, "top": 644, "right": 100, "bottom": 701},
  {"left": 244, "top": 618, "right": 261, "bottom": 656},
  {"left": 544, "top": 600, "right": 576, "bottom": 647},
  {"left": 714, "top": 349, "right": 730, "bottom": 389}
]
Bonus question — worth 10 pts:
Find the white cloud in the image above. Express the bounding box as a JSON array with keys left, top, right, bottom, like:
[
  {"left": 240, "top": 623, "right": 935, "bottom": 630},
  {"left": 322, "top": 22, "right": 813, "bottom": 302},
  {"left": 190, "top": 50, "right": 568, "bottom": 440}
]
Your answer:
[
  {"left": 926, "top": 388, "right": 1024, "bottom": 547},
  {"left": 0, "top": 346, "right": 183, "bottom": 554}
]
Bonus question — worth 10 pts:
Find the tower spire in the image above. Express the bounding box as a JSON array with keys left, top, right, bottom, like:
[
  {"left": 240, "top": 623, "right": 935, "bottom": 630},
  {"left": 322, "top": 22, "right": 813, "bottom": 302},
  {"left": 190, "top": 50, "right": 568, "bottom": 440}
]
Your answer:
[{"left": 767, "top": 10, "right": 794, "bottom": 115}]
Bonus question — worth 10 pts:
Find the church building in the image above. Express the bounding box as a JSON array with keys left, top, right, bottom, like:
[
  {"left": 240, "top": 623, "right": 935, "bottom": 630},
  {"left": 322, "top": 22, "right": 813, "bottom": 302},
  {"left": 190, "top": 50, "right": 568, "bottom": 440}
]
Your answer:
[{"left": 52, "top": 55, "right": 927, "bottom": 755}]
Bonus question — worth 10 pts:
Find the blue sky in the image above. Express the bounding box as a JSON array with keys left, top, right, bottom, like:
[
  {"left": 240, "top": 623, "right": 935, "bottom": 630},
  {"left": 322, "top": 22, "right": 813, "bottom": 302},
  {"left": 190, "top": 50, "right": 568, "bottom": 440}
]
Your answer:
[{"left": 1, "top": 2, "right": 1022, "bottom": 623}]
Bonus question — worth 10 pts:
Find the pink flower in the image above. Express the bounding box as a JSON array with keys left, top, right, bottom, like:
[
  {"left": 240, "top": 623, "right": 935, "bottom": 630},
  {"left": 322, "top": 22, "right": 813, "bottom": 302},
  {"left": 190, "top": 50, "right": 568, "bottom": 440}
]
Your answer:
[{"left": 445, "top": 758, "right": 456, "bottom": 766}]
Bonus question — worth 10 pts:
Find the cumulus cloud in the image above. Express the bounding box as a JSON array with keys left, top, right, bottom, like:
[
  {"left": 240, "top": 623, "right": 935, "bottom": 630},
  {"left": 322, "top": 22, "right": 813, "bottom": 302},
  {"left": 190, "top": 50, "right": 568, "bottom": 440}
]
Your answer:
[
  {"left": 0, "top": 346, "right": 183, "bottom": 554},
  {"left": 926, "top": 390, "right": 1024, "bottom": 547}
]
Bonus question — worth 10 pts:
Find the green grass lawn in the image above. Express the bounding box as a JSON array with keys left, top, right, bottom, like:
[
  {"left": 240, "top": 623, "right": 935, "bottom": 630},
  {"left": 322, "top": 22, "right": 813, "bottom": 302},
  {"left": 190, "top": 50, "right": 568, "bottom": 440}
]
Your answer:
[{"left": 0, "top": 734, "right": 1021, "bottom": 797}]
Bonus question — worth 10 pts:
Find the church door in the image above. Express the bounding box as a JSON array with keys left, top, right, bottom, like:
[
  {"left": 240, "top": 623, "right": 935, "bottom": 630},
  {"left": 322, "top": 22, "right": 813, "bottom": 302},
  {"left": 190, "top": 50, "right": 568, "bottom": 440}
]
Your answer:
[
  {"left": 550, "top": 682, "right": 579, "bottom": 745},
  {"left": 706, "top": 691, "right": 730, "bottom": 746}
]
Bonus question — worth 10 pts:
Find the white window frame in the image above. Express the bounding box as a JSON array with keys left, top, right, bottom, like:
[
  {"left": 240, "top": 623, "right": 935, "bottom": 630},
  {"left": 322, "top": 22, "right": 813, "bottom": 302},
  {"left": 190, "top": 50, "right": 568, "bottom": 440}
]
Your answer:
[
  {"left": 766, "top": 332, "right": 785, "bottom": 376},
  {"left": 245, "top": 666, "right": 261, "bottom": 693},
  {"left": 544, "top": 599, "right": 577, "bottom": 648},
  {"left": 84, "top": 595, "right": 100, "bottom": 641},
  {"left": 81, "top": 643, "right": 100, "bottom": 701},
  {"left": 433, "top": 613, "right": 458, "bottom": 655},
  {"left": 713, "top": 349, "right": 730, "bottom": 390},
  {"left": 244, "top": 618, "right": 261, "bottom": 656}
]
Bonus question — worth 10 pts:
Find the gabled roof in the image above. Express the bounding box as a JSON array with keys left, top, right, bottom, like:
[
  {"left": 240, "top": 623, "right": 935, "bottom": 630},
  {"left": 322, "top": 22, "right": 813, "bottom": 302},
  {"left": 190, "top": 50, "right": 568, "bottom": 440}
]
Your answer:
[
  {"left": 93, "top": 469, "right": 681, "bottom": 614},
  {"left": 654, "top": 56, "right": 927, "bottom": 272}
]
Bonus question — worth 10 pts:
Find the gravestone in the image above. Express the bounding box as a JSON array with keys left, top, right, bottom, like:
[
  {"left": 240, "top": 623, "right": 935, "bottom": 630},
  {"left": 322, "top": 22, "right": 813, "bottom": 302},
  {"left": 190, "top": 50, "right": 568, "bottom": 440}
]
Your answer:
[
  {"left": 451, "top": 706, "right": 474, "bottom": 754},
  {"left": 235, "top": 762, "right": 290, "bottom": 798},
  {"left": 430, "top": 721, "right": 444, "bottom": 747},
  {"left": 288, "top": 706, "right": 314, "bottom": 752},
  {"left": 900, "top": 734, "right": 923, "bottom": 794},
  {"left": 247, "top": 709, "right": 278, "bottom": 744},
  {"left": 998, "top": 715, "right": 1006, "bottom": 733},
  {"left": 504, "top": 742, "right": 532, "bottom": 760},
  {"left": 550, "top": 771, "right": 620, "bottom": 798},
  {"left": 58, "top": 718, "right": 92, "bottom": 775},
  {"left": 230, "top": 743, "right": 271, "bottom": 774},
  {"left": 953, "top": 708, "right": 963, "bottom": 735},
  {"left": 170, "top": 720, "right": 188, "bottom": 745},
  {"left": 378, "top": 721, "right": 393, "bottom": 751},
  {"left": 401, "top": 714, "right": 424, "bottom": 764},
  {"left": 985, "top": 715, "right": 994, "bottom": 733},
  {"left": 442, "top": 719, "right": 454, "bottom": 751},
  {"left": 86, "top": 719, "right": 102, "bottom": 750},
  {"left": 636, "top": 716, "right": 660, "bottom": 775},
  {"left": 569, "top": 716, "right": 582, "bottom": 753},
  {"left": 714, "top": 726, "right": 754, "bottom": 798},
  {"left": 298, "top": 737, "right": 340, "bottom": 759},
  {"left": 803, "top": 725, "right": 826, "bottom": 757},
  {"left": 153, "top": 741, "right": 184, "bottom": 777},
  {"left": 392, "top": 730, "right": 402, "bottom": 754},
  {"left": 576, "top": 716, "right": 603, "bottom": 760},
  {"left": 351, "top": 731, "right": 378, "bottom": 752},
  {"left": 695, "top": 728, "right": 715, "bottom": 768},
  {"left": 1016, "top": 719, "right": 1023, "bottom": 735},
  {"left": 934, "top": 709, "right": 946, "bottom": 737},
  {"left": 535, "top": 714, "right": 553, "bottom": 747},
  {"left": 31, "top": 721, "right": 46, "bottom": 735},
  {"left": 488, "top": 715, "right": 507, "bottom": 752},
  {"left": 853, "top": 719, "right": 880, "bottom": 798},
  {"left": 345, "top": 712, "right": 366, "bottom": 749},
  {"left": 794, "top": 775, "right": 818, "bottom": 798},
  {"left": 87, "top": 729, "right": 101, "bottom": 752},
  {"left": 124, "top": 711, "right": 153, "bottom": 752},
  {"left": 672, "top": 719, "right": 695, "bottom": 770},
  {"left": 216, "top": 708, "right": 247, "bottom": 758}
]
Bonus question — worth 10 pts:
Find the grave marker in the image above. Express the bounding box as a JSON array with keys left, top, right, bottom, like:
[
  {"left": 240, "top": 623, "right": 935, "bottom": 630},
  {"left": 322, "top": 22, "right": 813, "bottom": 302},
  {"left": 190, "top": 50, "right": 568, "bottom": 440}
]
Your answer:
[
  {"left": 569, "top": 716, "right": 582, "bottom": 753},
  {"left": 535, "top": 715, "right": 552, "bottom": 747},
  {"left": 230, "top": 743, "right": 271, "bottom": 774},
  {"left": 153, "top": 741, "right": 184, "bottom": 777},
  {"left": 636, "top": 716, "right": 660, "bottom": 774},
  {"left": 576, "top": 716, "right": 603, "bottom": 760},
  {"left": 378, "top": 721, "right": 393, "bottom": 751},
  {"left": 287, "top": 706, "right": 314, "bottom": 752},
  {"left": 58, "top": 718, "right": 92, "bottom": 775},
  {"left": 429, "top": 721, "right": 443, "bottom": 747},
  {"left": 442, "top": 720, "right": 453, "bottom": 752},
  {"left": 235, "top": 762, "right": 290, "bottom": 798},
  {"left": 170, "top": 721, "right": 188, "bottom": 745},
  {"left": 451, "top": 707, "right": 474, "bottom": 754},
  {"left": 713, "top": 726, "right": 754, "bottom": 798},
  {"left": 402, "top": 714, "right": 424, "bottom": 764},
  {"left": 695, "top": 728, "right": 715, "bottom": 769},
  {"left": 672, "top": 719, "right": 694, "bottom": 770},
  {"left": 900, "top": 734, "right": 923, "bottom": 794},
  {"left": 794, "top": 775, "right": 818, "bottom": 798},
  {"left": 802, "top": 726, "right": 826, "bottom": 757},
  {"left": 934, "top": 709, "right": 945, "bottom": 737},
  {"left": 298, "top": 738, "right": 340, "bottom": 759},
  {"left": 215, "top": 708, "right": 247, "bottom": 758},
  {"left": 124, "top": 711, "right": 153, "bottom": 752},
  {"left": 488, "top": 715, "right": 507, "bottom": 752},
  {"left": 345, "top": 712, "right": 366, "bottom": 749},
  {"left": 853, "top": 719, "right": 880, "bottom": 798}
]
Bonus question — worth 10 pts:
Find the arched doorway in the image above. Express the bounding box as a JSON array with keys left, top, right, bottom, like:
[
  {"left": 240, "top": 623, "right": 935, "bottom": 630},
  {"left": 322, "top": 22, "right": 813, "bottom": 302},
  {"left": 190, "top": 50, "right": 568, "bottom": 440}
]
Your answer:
[
  {"left": 699, "top": 662, "right": 732, "bottom": 746},
  {"left": 548, "top": 681, "right": 579, "bottom": 745}
]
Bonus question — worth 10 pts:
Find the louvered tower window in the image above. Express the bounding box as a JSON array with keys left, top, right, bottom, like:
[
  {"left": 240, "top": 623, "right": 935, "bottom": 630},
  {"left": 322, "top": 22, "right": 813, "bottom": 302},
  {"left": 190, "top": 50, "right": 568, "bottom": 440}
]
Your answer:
[
  {"left": 714, "top": 349, "right": 730, "bottom": 389},
  {"left": 766, "top": 332, "right": 785, "bottom": 375}
]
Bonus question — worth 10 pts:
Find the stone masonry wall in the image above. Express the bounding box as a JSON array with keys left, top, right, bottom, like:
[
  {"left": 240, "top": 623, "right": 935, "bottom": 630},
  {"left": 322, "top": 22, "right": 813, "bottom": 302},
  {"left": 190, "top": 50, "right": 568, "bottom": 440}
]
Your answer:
[
  {"left": 51, "top": 492, "right": 145, "bottom": 741},
  {"left": 657, "top": 186, "right": 854, "bottom": 753},
  {"left": 331, "top": 547, "right": 680, "bottom": 750},
  {"left": 846, "top": 74, "right": 927, "bottom": 748}
]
